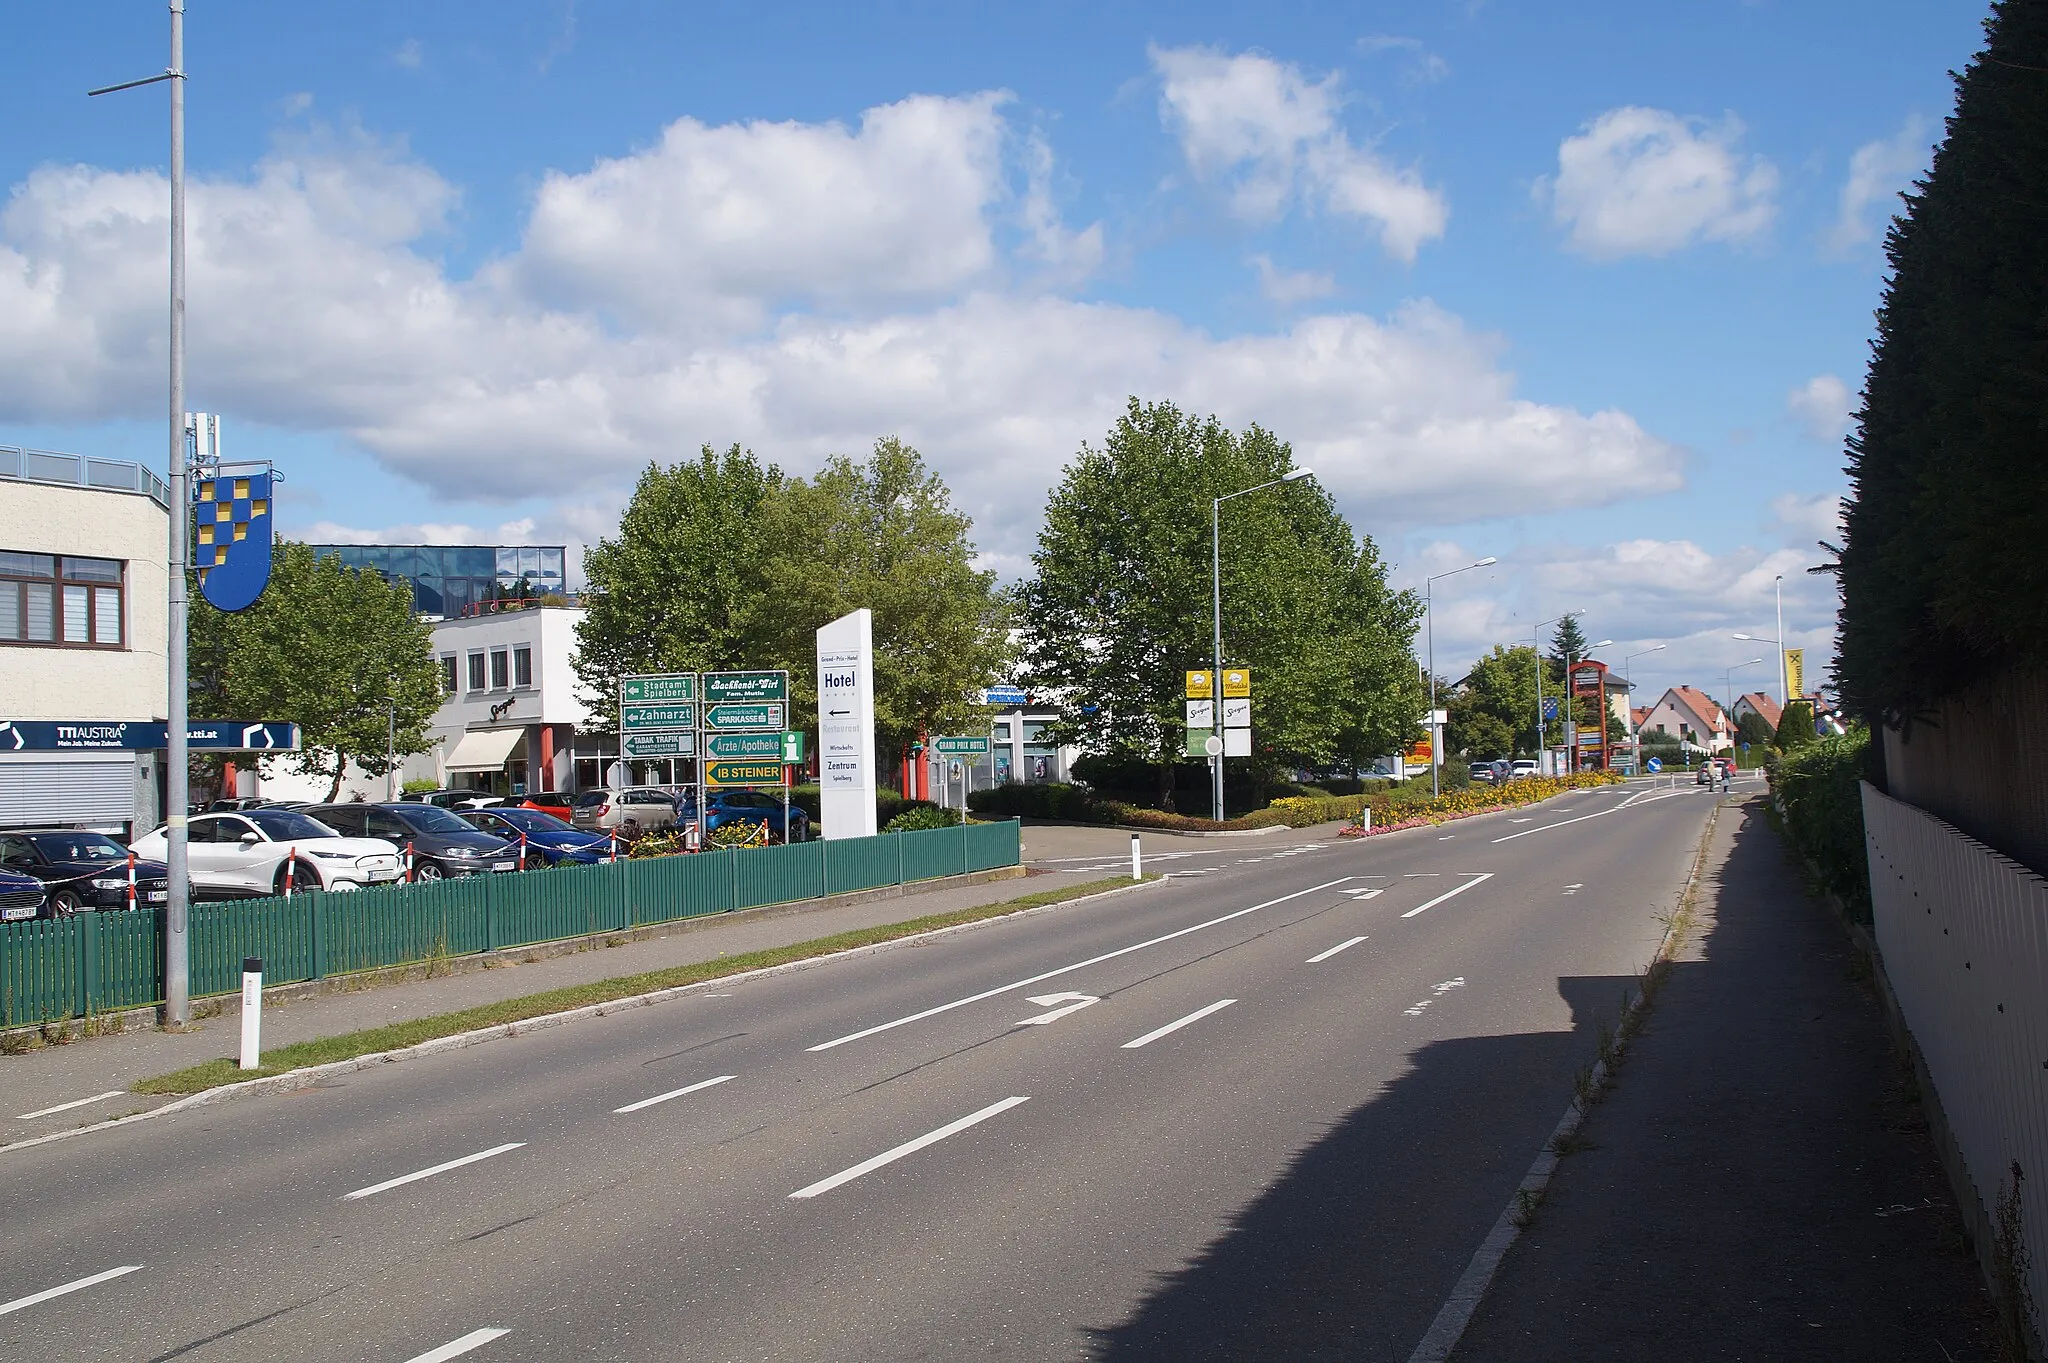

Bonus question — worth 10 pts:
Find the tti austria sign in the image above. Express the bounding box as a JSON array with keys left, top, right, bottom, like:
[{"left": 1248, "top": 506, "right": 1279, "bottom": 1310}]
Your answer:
[
  {"left": 0, "top": 721, "right": 300, "bottom": 751},
  {"left": 816, "top": 608, "right": 877, "bottom": 840}
]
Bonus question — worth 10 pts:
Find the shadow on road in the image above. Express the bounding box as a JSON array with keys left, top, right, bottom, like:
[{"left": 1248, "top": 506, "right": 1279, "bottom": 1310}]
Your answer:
[{"left": 1086, "top": 971, "right": 1636, "bottom": 1361}]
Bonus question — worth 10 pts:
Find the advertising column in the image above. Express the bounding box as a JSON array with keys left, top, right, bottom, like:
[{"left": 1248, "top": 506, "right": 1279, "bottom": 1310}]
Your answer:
[{"left": 816, "top": 608, "right": 877, "bottom": 839}]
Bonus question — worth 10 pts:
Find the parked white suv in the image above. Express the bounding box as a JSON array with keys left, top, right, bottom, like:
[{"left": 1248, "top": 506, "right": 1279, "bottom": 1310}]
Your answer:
[{"left": 131, "top": 807, "right": 402, "bottom": 897}]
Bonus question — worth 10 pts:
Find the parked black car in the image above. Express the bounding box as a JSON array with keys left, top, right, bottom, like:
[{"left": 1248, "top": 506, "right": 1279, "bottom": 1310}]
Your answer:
[
  {"left": 0, "top": 866, "right": 45, "bottom": 923},
  {"left": 458, "top": 807, "right": 613, "bottom": 866},
  {"left": 0, "top": 830, "right": 171, "bottom": 915},
  {"left": 305, "top": 803, "right": 518, "bottom": 882}
]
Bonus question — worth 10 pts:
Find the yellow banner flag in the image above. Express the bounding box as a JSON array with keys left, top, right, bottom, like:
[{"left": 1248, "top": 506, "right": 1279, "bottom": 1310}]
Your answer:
[{"left": 1784, "top": 649, "right": 1804, "bottom": 700}]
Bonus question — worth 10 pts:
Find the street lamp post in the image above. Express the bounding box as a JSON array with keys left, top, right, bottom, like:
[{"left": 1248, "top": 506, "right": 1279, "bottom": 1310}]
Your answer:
[
  {"left": 1724, "top": 657, "right": 1765, "bottom": 742},
  {"left": 91, "top": 1, "right": 190, "bottom": 1027},
  {"left": 1733, "top": 574, "right": 1789, "bottom": 708},
  {"left": 1530, "top": 611, "right": 1583, "bottom": 777},
  {"left": 1619, "top": 644, "right": 1667, "bottom": 752},
  {"left": 1424, "top": 557, "right": 1497, "bottom": 797},
  {"left": 1211, "top": 467, "right": 1313, "bottom": 822}
]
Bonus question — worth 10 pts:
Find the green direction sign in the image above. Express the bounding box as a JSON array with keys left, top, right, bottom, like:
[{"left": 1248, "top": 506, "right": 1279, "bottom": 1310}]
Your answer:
[
  {"left": 932, "top": 734, "right": 992, "bottom": 757},
  {"left": 706, "top": 759, "right": 786, "bottom": 788},
  {"left": 622, "top": 732, "right": 695, "bottom": 759},
  {"left": 703, "top": 671, "right": 788, "bottom": 704},
  {"left": 704, "top": 701, "right": 785, "bottom": 732},
  {"left": 705, "top": 732, "right": 783, "bottom": 760},
  {"left": 621, "top": 674, "right": 696, "bottom": 704},
  {"left": 621, "top": 702, "right": 695, "bottom": 732}
]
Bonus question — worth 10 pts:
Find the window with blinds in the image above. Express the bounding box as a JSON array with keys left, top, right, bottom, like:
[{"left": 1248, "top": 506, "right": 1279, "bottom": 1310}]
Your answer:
[{"left": 0, "top": 551, "right": 124, "bottom": 648}]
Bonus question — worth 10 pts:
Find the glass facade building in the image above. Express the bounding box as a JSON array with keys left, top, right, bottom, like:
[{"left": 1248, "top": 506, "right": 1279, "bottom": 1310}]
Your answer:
[{"left": 308, "top": 544, "right": 566, "bottom": 619}]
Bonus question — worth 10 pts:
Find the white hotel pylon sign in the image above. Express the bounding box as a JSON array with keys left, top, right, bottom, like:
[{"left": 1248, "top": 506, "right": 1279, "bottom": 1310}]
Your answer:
[{"left": 816, "top": 608, "right": 878, "bottom": 839}]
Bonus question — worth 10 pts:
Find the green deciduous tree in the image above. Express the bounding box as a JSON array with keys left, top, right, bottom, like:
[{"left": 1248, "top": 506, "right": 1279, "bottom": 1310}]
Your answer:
[
  {"left": 1020, "top": 398, "right": 1423, "bottom": 806},
  {"left": 756, "top": 437, "right": 1013, "bottom": 762},
  {"left": 573, "top": 444, "right": 786, "bottom": 723},
  {"left": 1446, "top": 644, "right": 1541, "bottom": 759},
  {"left": 188, "top": 542, "right": 444, "bottom": 802},
  {"left": 574, "top": 438, "right": 1011, "bottom": 771}
]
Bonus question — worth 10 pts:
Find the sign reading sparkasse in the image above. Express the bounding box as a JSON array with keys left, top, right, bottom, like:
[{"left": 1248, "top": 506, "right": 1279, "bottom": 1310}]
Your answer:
[
  {"left": 704, "top": 702, "right": 785, "bottom": 732},
  {"left": 703, "top": 671, "right": 788, "bottom": 704}
]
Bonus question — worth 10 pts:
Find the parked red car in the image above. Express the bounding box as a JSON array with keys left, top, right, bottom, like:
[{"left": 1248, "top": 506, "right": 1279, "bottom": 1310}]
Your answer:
[{"left": 520, "top": 791, "right": 576, "bottom": 821}]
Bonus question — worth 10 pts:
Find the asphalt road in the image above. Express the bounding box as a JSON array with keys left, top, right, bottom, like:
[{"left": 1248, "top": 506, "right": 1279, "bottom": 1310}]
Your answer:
[{"left": 1, "top": 781, "right": 1719, "bottom": 1362}]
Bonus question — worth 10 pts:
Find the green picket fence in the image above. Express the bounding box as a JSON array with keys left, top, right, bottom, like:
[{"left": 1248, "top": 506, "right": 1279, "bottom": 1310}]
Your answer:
[{"left": 0, "top": 820, "right": 1021, "bottom": 1028}]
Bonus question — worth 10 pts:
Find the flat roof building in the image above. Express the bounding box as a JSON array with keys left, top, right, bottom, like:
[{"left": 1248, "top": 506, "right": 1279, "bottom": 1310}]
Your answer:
[{"left": 306, "top": 544, "right": 567, "bottom": 620}]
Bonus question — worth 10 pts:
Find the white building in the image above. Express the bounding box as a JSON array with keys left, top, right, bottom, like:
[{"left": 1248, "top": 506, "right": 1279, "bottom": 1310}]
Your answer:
[
  {"left": 0, "top": 448, "right": 171, "bottom": 835},
  {"left": 424, "top": 605, "right": 599, "bottom": 797}
]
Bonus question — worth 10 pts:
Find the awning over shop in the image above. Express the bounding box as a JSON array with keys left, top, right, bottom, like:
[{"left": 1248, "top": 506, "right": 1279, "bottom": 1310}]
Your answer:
[{"left": 445, "top": 727, "right": 525, "bottom": 773}]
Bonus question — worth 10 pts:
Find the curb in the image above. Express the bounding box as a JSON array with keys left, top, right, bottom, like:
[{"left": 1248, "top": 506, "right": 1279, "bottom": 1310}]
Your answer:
[
  {"left": 0, "top": 873, "right": 1167, "bottom": 1157},
  {"left": 1405, "top": 794, "right": 1724, "bottom": 1363}
]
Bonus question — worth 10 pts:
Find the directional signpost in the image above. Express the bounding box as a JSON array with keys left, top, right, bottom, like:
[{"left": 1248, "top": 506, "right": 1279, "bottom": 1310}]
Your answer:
[
  {"left": 622, "top": 674, "right": 697, "bottom": 705},
  {"left": 706, "top": 760, "right": 786, "bottom": 788},
  {"left": 617, "top": 671, "right": 799, "bottom": 839},
  {"left": 703, "top": 671, "right": 787, "bottom": 705},
  {"left": 621, "top": 703, "right": 696, "bottom": 733},
  {"left": 705, "top": 732, "right": 786, "bottom": 760},
  {"left": 704, "top": 702, "right": 785, "bottom": 732},
  {"left": 623, "top": 733, "right": 695, "bottom": 759}
]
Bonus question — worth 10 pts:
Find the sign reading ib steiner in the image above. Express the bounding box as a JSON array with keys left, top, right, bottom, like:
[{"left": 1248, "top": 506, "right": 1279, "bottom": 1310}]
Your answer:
[{"left": 816, "top": 608, "right": 877, "bottom": 839}]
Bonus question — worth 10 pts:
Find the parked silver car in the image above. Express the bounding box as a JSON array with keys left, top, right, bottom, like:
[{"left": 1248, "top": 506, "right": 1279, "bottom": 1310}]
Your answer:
[{"left": 569, "top": 787, "right": 679, "bottom": 838}]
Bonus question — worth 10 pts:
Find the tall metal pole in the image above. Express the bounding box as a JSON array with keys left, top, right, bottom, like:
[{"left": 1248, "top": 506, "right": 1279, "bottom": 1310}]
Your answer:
[
  {"left": 164, "top": 1, "right": 191, "bottom": 1027},
  {"left": 1774, "top": 574, "right": 1788, "bottom": 708},
  {"left": 1210, "top": 496, "right": 1224, "bottom": 823},
  {"left": 1426, "top": 580, "right": 1437, "bottom": 798}
]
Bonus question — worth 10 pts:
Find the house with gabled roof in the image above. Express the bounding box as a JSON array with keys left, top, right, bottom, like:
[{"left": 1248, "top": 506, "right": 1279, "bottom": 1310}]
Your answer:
[
  {"left": 1733, "top": 691, "right": 1783, "bottom": 732},
  {"left": 1638, "top": 686, "right": 1733, "bottom": 753}
]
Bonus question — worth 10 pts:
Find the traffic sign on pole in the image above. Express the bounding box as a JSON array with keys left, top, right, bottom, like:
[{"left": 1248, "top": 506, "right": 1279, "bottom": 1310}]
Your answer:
[
  {"left": 705, "top": 732, "right": 785, "bottom": 760},
  {"left": 706, "top": 759, "right": 786, "bottom": 787},
  {"left": 621, "top": 702, "right": 696, "bottom": 733},
  {"left": 621, "top": 674, "right": 697, "bottom": 704},
  {"left": 703, "top": 671, "right": 788, "bottom": 704},
  {"left": 704, "top": 702, "right": 786, "bottom": 732},
  {"left": 622, "top": 733, "right": 695, "bottom": 759}
]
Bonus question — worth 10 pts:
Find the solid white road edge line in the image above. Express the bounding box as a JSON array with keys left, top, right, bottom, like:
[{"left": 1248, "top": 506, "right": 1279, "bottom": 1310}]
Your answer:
[
  {"left": 789, "top": 1096, "right": 1030, "bottom": 1200},
  {"left": 343, "top": 1143, "right": 526, "bottom": 1201},
  {"left": 403, "top": 1328, "right": 510, "bottom": 1363},
  {"left": 1121, "top": 998, "right": 1237, "bottom": 1049},
  {"left": 807, "top": 878, "right": 1354, "bottom": 1052},
  {"left": 1401, "top": 873, "right": 1495, "bottom": 918},
  {"left": 613, "top": 1074, "right": 736, "bottom": 1114},
  {"left": 1306, "top": 936, "right": 1369, "bottom": 964},
  {"left": 0, "top": 1264, "right": 142, "bottom": 1318},
  {"left": 15, "top": 1091, "right": 127, "bottom": 1121}
]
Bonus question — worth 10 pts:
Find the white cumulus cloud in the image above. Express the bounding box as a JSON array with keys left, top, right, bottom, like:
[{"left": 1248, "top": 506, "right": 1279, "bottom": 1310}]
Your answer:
[
  {"left": 1538, "top": 106, "right": 1778, "bottom": 259},
  {"left": 1151, "top": 44, "right": 1448, "bottom": 261},
  {"left": 1826, "top": 116, "right": 1928, "bottom": 253},
  {"left": 0, "top": 105, "right": 1678, "bottom": 562},
  {"left": 1786, "top": 374, "right": 1853, "bottom": 443},
  {"left": 1249, "top": 254, "right": 1336, "bottom": 304}
]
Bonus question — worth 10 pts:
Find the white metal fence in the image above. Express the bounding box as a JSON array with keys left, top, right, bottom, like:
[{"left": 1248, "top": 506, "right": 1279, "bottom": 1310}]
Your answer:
[{"left": 1864, "top": 780, "right": 2048, "bottom": 1336}]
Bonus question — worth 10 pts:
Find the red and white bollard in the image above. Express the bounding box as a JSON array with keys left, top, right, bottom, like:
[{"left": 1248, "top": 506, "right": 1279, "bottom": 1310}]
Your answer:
[
  {"left": 404, "top": 841, "right": 416, "bottom": 883},
  {"left": 608, "top": 832, "right": 620, "bottom": 863},
  {"left": 283, "top": 846, "right": 298, "bottom": 899},
  {"left": 125, "top": 851, "right": 137, "bottom": 909},
  {"left": 519, "top": 831, "right": 530, "bottom": 870}
]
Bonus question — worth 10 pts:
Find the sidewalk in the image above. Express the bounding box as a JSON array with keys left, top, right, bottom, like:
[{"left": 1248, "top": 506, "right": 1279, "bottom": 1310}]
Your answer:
[
  {"left": 1, "top": 860, "right": 1115, "bottom": 1144},
  {"left": 1449, "top": 792, "right": 2003, "bottom": 1361}
]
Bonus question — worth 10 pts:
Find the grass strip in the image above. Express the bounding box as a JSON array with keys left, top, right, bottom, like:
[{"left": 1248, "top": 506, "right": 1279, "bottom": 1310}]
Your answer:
[{"left": 134, "top": 873, "right": 1155, "bottom": 1097}]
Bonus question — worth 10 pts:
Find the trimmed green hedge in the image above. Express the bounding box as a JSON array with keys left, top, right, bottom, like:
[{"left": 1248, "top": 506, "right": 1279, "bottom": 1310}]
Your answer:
[{"left": 1770, "top": 729, "right": 1873, "bottom": 922}]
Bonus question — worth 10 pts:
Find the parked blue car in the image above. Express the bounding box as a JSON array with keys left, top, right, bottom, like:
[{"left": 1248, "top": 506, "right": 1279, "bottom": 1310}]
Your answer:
[
  {"left": 0, "top": 865, "right": 46, "bottom": 923},
  {"left": 672, "top": 789, "right": 811, "bottom": 843},
  {"left": 459, "top": 807, "right": 615, "bottom": 866}
]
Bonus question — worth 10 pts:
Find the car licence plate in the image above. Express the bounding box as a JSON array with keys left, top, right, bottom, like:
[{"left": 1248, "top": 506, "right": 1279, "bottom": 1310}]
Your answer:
[
  {"left": 2, "top": 904, "right": 35, "bottom": 921},
  {"left": 146, "top": 890, "right": 168, "bottom": 903},
  {"left": 492, "top": 861, "right": 515, "bottom": 872},
  {"left": 368, "top": 869, "right": 398, "bottom": 881}
]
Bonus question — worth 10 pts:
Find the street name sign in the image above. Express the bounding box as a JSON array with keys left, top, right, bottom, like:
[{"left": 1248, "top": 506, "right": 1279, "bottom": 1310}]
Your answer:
[
  {"left": 932, "top": 735, "right": 992, "bottom": 757},
  {"left": 704, "top": 702, "right": 785, "bottom": 732},
  {"left": 703, "top": 671, "right": 788, "bottom": 704},
  {"left": 705, "top": 732, "right": 785, "bottom": 760},
  {"left": 706, "top": 759, "right": 786, "bottom": 788},
  {"left": 621, "top": 674, "right": 697, "bottom": 704},
  {"left": 622, "top": 733, "right": 695, "bottom": 759},
  {"left": 621, "top": 702, "right": 696, "bottom": 733}
]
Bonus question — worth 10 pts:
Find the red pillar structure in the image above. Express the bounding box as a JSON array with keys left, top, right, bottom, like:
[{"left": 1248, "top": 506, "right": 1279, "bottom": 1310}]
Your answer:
[{"left": 1569, "top": 660, "right": 1612, "bottom": 772}]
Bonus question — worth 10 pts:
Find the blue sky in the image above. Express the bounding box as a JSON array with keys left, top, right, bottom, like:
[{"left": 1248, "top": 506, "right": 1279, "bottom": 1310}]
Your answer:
[{"left": 0, "top": 1, "right": 1987, "bottom": 706}]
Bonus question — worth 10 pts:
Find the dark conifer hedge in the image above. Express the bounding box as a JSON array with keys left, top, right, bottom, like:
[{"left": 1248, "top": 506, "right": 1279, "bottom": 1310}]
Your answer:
[{"left": 1838, "top": 0, "right": 2048, "bottom": 724}]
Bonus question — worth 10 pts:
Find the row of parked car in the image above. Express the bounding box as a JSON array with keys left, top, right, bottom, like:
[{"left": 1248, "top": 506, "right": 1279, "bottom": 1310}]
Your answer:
[
  {"left": 0, "top": 785, "right": 808, "bottom": 922},
  {"left": 1467, "top": 759, "right": 1544, "bottom": 783}
]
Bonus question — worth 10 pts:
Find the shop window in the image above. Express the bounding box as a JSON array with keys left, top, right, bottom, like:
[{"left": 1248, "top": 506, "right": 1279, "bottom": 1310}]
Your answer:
[
  {"left": 490, "top": 649, "right": 510, "bottom": 690},
  {"left": 513, "top": 645, "right": 533, "bottom": 688},
  {"left": 0, "top": 551, "right": 124, "bottom": 648}
]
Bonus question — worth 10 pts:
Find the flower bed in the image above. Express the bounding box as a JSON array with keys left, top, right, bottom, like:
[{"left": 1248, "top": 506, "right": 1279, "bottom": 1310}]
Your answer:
[{"left": 1337, "top": 771, "right": 1625, "bottom": 838}]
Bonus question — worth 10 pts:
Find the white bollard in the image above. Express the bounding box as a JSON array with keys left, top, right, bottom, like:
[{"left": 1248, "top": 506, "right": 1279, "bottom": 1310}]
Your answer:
[
  {"left": 1130, "top": 832, "right": 1142, "bottom": 881},
  {"left": 238, "top": 957, "right": 263, "bottom": 1071}
]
